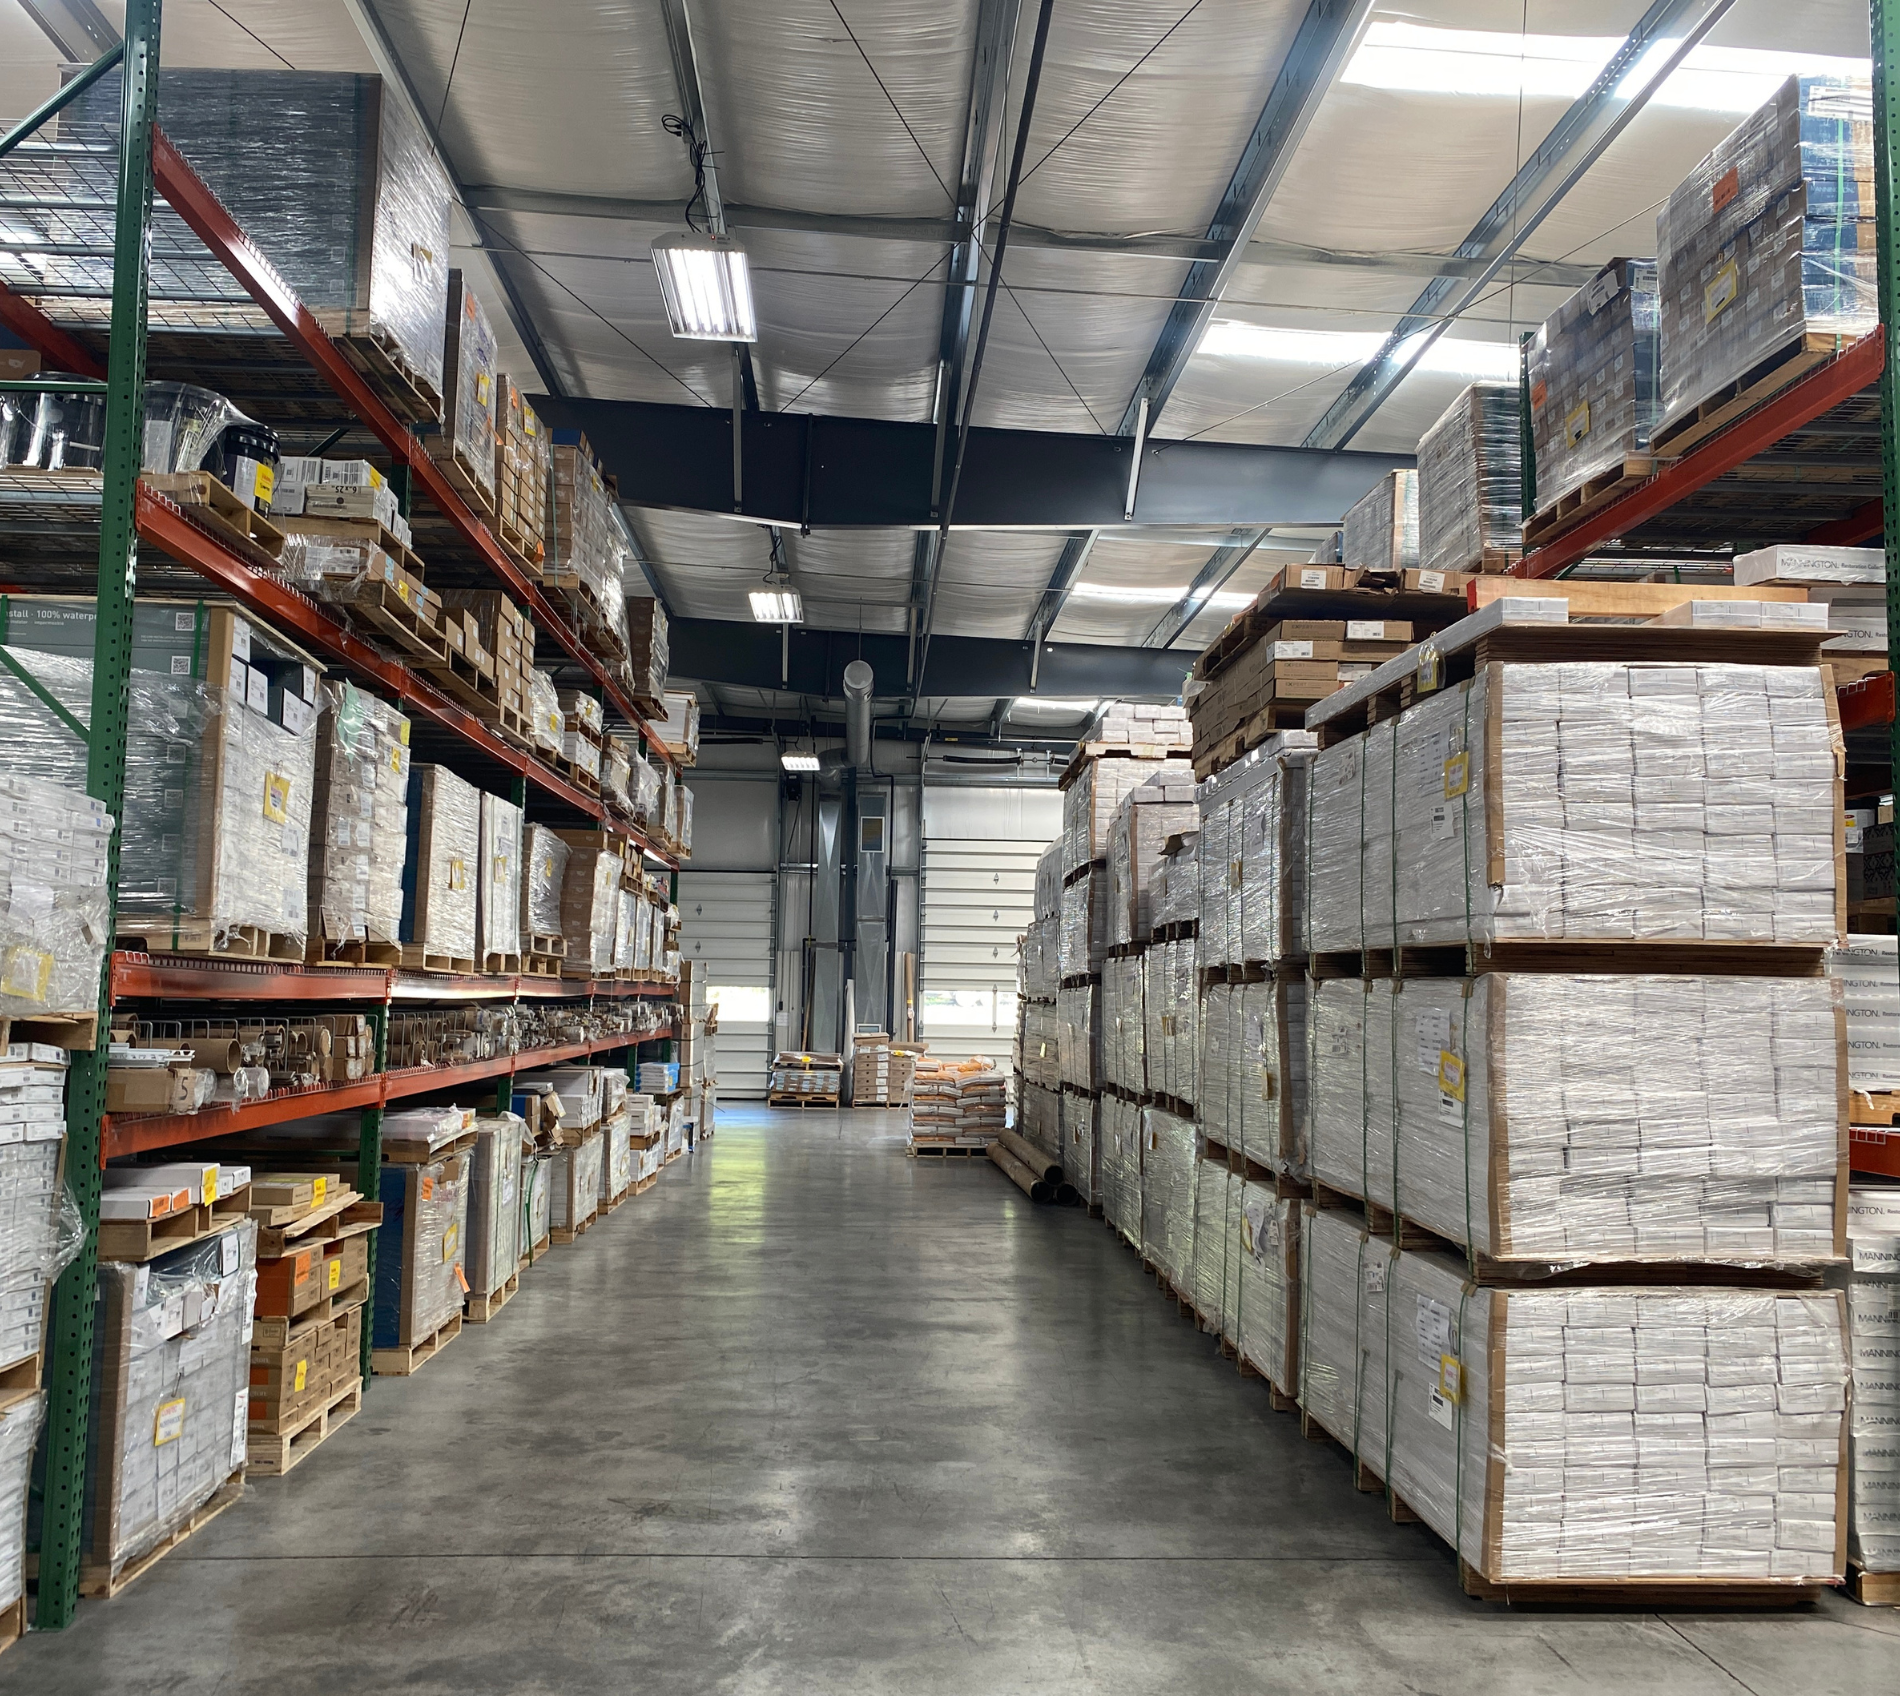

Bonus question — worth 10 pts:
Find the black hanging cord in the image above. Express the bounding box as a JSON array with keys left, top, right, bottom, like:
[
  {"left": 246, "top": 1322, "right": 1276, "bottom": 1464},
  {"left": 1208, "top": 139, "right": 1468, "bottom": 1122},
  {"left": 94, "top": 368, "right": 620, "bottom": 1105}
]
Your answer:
[{"left": 662, "top": 112, "right": 713, "bottom": 233}]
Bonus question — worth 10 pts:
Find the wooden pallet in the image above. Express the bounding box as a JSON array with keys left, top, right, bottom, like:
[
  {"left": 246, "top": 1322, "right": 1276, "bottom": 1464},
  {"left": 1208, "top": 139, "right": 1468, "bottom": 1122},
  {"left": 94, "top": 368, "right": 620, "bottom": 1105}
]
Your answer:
[
  {"left": 630, "top": 1170, "right": 660, "bottom": 1196},
  {"left": 555, "top": 753, "right": 602, "bottom": 795},
  {"left": 312, "top": 313, "right": 443, "bottom": 425},
  {"left": 328, "top": 576, "right": 448, "bottom": 665},
  {"left": 1852, "top": 1090, "right": 1900, "bottom": 1127},
  {"left": 246, "top": 1377, "right": 362, "bottom": 1478},
  {"left": 481, "top": 952, "right": 523, "bottom": 975},
  {"left": 517, "top": 1232, "right": 551, "bottom": 1270},
  {"left": 1848, "top": 1563, "right": 1900, "bottom": 1607},
  {"left": 0, "top": 1595, "right": 21, "bottom": 1661},
  {"left": 253, "top": 1189, "right": 380, "bottom": 1260},
  {"left": 1457, "top": 1557, "right": 1828, "bottom": 1608},
  {"left": 0, "top": 1008, "right": 98, "bottom": 1051},
  {"left": 1650, "top": 329, "right": 1849, "bottom": 460},
  {"left": 1520, "top": 456, "right": 1662, "bottom": 550},
  {"left": 907, "top": 1140, "right": 995, "bottom": 1157},
  {"left": 526, "top": 932, "right": 568, "bottom": 960},
  {"left": 141, "top": 470, "right": 286, "bottom": 567},
  {"left": 768, "top": 1093, "right": 840, "bottom": 1108},
  {"left": 97, "top": 1185, "right": 254, "bottom": 1264},
  {"left": 372, "top": 1311, "right": 462, "bottom": 1377},
  {"left": 81, "top": 1470, "right": 246, "bottom": 1599},
  {"left": 1308, "top": 938, "right": 1826, "bottom": 983},
  {"left": 1300, "top": 1406, "right": 1419, "bottom": 1519},
  {"left": 276, "top": 510, "right": 425, "bottom": 578},
  {"left": 523, "top": 952, "right": 564, "bottom": 978},
  {"left": 472, "top": 695, "right": 534, "bottom": 747},
  {"left": 465, "top": 1272, "right": 519, "bottom": 1323},
  {"left": 550, "top": 1211, "right": 597, "bottom": 1246},
  {"left": 416, "top": 647, "right": 501, "bottom": 717},
  {"left": 424, "top": 435, "right": 497, "bottom": 519},
  {"left": 399, "top": 944, "right": 477, "bottom": 975},
  {"left": 306, "top": 934, "right": 403, "bottom": 968},
  {"left": 115, "top": 919, "right": 304, "bottom": 961}
]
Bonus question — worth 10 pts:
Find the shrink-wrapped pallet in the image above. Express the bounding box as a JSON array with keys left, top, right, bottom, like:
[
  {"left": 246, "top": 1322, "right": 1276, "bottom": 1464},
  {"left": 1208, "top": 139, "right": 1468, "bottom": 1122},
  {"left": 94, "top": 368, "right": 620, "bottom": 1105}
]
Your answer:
[
  {"left": 1527, "top": 259, "right": 1659, "bottom": 510},
  {"left": 0, "top": 1090, "right": 71, "bottom": 1372},
  {"left": 0, "top": 1393, "right": 39, "bottom": 1619},
  {"left": 1061, "top": 1088, "right": 1100, "bottom": 1208},
  {"left": 403, "top": 764, "right": 480, "bottom": 962},
  {"left": 1847, "top": 1186, "right": 1900, "bottom": 1572},
  {"left": 1830, "top": 934, "right": 1900, "bottom": 1094},
  {"left": 87, "top": 1223, "right": 258, "bottom": 1585},
  {"left": 466, "top": 1114, "right": 523, "bottom": 1300},
  {"left": 1417, "top": 382, "right": 1522, "bottom": 575},
  {"left": 549, "top": 1131, "right": 602, "bottom": 1234},
  {"left": 1190, "top": 1158, "right": 1239, "bottom": 1334},
  {"left": 309, "top": 683, "right": 409, "bottom": 948},
  {"left": 1305, "top": 662, "right": 1842, "bottom": 951},
  {"left": 439, "top": 271, "right": 499, "bottom": 504},
  {"left": 1018, "top": 1082, "right": 1061, "bottom": 1163},
  {"left": 528, "top": 670, "right": 563, "bottom": 757},
  {"left": 1062, "top": 756, "right": 1186, "bottom": 876},
  {"left": 1141, "top": 1107, "right": 1196, "bottom": 1292},
  {"left": 520, "top": 824, "right": 570, "bottom": 943},
  {"left": 494, "top": 375, "right": 549, "bottom": 568},
  {"left": 1142, "top": 937, "right": 1198, "bottom": 1107},
  {"left": 1106, "top": 784, "right": 1199, "bottom": 947},
  {"left": 477, "top": 790, "right": 523, "bottom": 962},
  {"left": 1299, "top": 1206, "right": 1395, "bottom": 1469},
  {"left": 1057, "top": 867, "right": 1109, "bottom": 981},
  {"left": 1341, "top": 469, "right": 1418, "bottom": 571},
  {"left": 0, "top": 763, "right": 113, "bottom": 1020},
  {"left": 374, "top": 1150, "right": 468, "bottom": 1350},
  {"left": 599, "top": 1104, "right": 633, "bottom": 1200},
  {"left": 1102, "top": 1092, "right": 1143, "bottom": 1249},
  {"left": 1154, "top": 836, "right": 1200, "bottom": 933},
  {"left": 1658, "top": 76, "right": 1875, "bottom": 433},
  {"left": 562, "top": 850, "right": 621, "bottom": 974},
  {"left": 1235, "top": 1184, "right": 1299, "bottom": 1394},
  {"left": 1309, "top": 973, "right": 1843, "bottom": 1266},
  {"left": 1199, "top": 976, "right": 1307, "bottom": 1178},
  {"left": 1034, "top": 843, "right": 1064, "bottom": 920},
  {"left": 1056, "top": 979, "right": 1100, "bottom": 1091},
  {"left": 1101, "top": 954, "right": 1145, "bottom": 1095},
  {"left": 1386, "top": 1254, "right": 1847, "bottom": 1584},
  {"left": 1198, "top": 738, "right": 1313, "bottom": 967},
  {"left": 1019, "top": 1001, "right": 1060, "bottom": 1090},
  {"left": 625, "top": 596, "right": 669, "bottom": 708}
]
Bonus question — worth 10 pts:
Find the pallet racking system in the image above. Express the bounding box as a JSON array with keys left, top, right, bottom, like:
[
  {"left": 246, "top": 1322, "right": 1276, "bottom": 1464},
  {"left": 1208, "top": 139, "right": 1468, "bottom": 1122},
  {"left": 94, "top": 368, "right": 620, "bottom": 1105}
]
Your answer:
[{"left": 0, "top": 0, "right": 684, "bottom": 1627}]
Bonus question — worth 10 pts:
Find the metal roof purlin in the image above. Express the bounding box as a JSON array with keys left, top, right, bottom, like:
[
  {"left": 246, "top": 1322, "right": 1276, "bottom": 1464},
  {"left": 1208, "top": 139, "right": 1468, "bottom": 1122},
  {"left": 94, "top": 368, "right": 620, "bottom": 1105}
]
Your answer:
[
  {"left": 1143, "top": 528, "right": 1268, "bottom": 650},
  {"left": 1303, "top": 0, "right": 1737, "bottom": 451},
  {"left": 1114, "top": 0, "right": 1375, "bottom": 438}
]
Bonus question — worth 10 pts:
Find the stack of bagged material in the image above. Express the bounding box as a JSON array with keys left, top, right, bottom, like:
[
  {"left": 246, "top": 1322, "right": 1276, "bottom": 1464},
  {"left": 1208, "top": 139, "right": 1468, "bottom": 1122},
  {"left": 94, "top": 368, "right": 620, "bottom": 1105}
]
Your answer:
[
  {"left": 907, "top": 1057, "right": 1006, "bottom": 1151},
  {"left": 1657, "top": 75, "right": 1875, "bottom": 441},
  {"left": 1416, "top": 382, "right": 1522, "bottom": 575},
  {"left": 1525, "top": 258, "right": 1660, "bottom": 521},
  {"left": 1847, "top": 1186, "right": 1900, "bottom": 1584}
]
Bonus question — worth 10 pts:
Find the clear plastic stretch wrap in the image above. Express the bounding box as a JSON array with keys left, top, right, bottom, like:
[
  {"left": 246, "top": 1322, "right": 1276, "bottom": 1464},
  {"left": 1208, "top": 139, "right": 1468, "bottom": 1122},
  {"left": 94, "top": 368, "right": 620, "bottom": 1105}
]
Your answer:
[
  {"left": 1034, "top": 843, "right": 1064, "bottom": 920},
  {"left": 1018, "top": 1082, "right": 1060, "bottom": 1162},
  {"left": 520, "top": 1138, "right": 551, "bottom": 1252},
  {"left": 0, "top": 648, "right": 319, "bottom": 950},
  {"left": 1061, "top": 1088, "right": 1100, "bottom": 1208},
  {"left": 1057, "top": 980, "right": 1101, "bottom": 1090},
  {"left": 630, "top": 747, "right": 662, "bottom": 833},
  {"left": 1107, "top": 778, "right": 1199, "bottom": 945},
  {"left": 520, "top": 824, "right": 570, "bottom": 942},
  {"left": 1200, "top": 977, "right": 1308, "bottom": 1178},
  {"left": 1341, "top": 469, "right": 1418, "bottom": 571},
  {"left": 677, "top": 784, "right": 695, "bottom": 858},
  {"left": 1021, "top": 916, "right": 1057, "bottom": 998},
  {"left": 1830, "top": 935, "right": 1900, "bottom": 1094},
  {"left": 1847, "top": 1185, "right": 1900, "bottom": 1569},
  {"left": 1657, "top": 76, "right": 1875, "bottom": 431},
  {"left": 1236, "top": 1184, "right": 1299, "bottom": 1395},
  {"left": 0, "top": 767, "right": 112, "bottom": 1019},
  {"left": 1383, "top": 1256, "right": 1847, "bottom": 1584},
  {"left": 441, "top": 272, "right": 498, "bottom": 500},
  {"left": 1140, "top": 1107, "right": 1196, "bottom": 1292},
  {"left": 625, "top": 597, "right": 669, "bottom": 707},
  {"left": 373, "top": 1151, "right": 468, "bottom": 1349},
  {"left": 0, "top": 1066, "right": 75, "bottom": 1369},
  {"left": 1101, "top": 1092, "right": 1143, "bottom": 1247},
  {"left": 614, "top": 886, "right": 638, "bottom": 973},
  {"left": 309, "top": 682, "right": 410, "bottom": 947},
  {"left": 1299, "top": 1206, "right": 1396, "bottom": 1470},
  {"left": 0, "top": 1392, "right": 40, "bottom": 1612},
  {"left": 73, "top": 71, "right": 453, "bottom": 394},
  {"left": 1417, "top": 383, "right": 1523, "bottom": 575},
  {"left": 1310, "top": 973, "right": 1842, "bottom": 1267},
  {"left": 562, "top": 851, "right": 621, "bottom": 973},
  {"left": 1021, "top": 1001, "right": 1060, "bottom": 1089},
  {"left": 1198, "top": 739, "right": 1313, "bottom": 968},
  {"left": 1190, "top": 1158, "right": 1238, "bottom": 1335},
  {"left": 1101, "top": 954, "right": 1145, "bottom": 1095},
  {"left": 1062, "top": 756, "right": 1185, "bottom": 877},
  {"left": 549, "top": 447, "right": 629, "bottom": 619},
  {"left": 1058, "top": 867, "right": 1109, "bottom": 981},
  {"left": 89, "top": 1222, "right": 258, "bottom": 1579},
  {"left": 528, "top": 670, "right": 563, "bottom": 757},
  {"left": 550, "top": 1131, "right": 602, "bottom": 1232},
  {"left": 1142, "top": 937, "right": 1199, "bottom": 1107},
  {"left": 600, "top": 1105, "right": 632, "bottom": 1200},
  {"left": 1154, "top": 839, "right": 1200, "bottom": 932},
  {"left": 1305, "top": 662, "right": 1842, "bottom": 951},
  {"left": 1527, "top": 259, "right": 1659, "bottom": 511},
  {"left": 404, "top": 765, "right": 480, "bottom": 961},
  {"left": 466, "top": 1114, "right": 524, "bottom": 1299}
]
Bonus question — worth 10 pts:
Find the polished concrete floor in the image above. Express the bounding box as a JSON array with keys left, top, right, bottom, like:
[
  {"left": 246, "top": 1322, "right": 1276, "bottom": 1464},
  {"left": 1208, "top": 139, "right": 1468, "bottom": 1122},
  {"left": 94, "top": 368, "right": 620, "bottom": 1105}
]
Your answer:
[{"left": 5, "top": 1107, "right": 1895, "bottom": 1694}]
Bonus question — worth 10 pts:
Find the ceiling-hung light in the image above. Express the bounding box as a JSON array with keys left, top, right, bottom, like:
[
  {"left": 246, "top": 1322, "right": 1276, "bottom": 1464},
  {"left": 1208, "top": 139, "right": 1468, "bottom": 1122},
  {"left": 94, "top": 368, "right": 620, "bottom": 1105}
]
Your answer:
[
  {"left": 780, "top": 751, "right": 820, "bottom": 772},
  {"left": 652, "top": 231, "right": 757, "bottom": 342},
  {"left": 750, "top": 588, "right": 802, "bottom": 623}
]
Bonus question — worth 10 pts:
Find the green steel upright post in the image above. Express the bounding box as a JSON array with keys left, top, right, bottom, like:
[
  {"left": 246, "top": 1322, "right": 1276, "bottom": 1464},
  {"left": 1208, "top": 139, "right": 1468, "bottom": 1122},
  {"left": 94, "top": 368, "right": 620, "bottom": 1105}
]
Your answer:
[
  {"left": 357, "top": 1003, "right": 388, "bottom": 1389},
  {"left": 36, "top": 0, "right": 160, "bottom": 1630},
  {"left": 1879, "top": 1, "right": 1900, "bottom": 895}
]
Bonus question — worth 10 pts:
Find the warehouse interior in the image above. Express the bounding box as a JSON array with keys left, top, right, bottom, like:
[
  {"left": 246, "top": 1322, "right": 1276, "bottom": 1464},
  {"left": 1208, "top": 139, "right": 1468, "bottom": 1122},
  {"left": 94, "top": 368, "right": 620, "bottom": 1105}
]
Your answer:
[{"left": 0, "top": 0, "right": 1897, "bottom": 1690}]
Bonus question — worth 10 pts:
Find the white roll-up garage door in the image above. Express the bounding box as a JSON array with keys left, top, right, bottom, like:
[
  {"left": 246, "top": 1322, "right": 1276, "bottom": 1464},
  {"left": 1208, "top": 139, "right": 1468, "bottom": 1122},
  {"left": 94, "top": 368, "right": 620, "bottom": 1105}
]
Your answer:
[
  {"left": 917, "top": 838, "right": 1042, "bottom": 1069},
  {"left": 677, "top": 870, "right": 774, "bottom": 1099}
]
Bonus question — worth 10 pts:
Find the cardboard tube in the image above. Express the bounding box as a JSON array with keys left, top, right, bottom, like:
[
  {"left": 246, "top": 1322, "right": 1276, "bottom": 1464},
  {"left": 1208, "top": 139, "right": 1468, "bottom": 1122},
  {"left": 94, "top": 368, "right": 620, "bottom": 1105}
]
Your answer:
[
  {"left": 996, "top": 1129, "right": 1061, "bottom": 1183},
  {"left": 988, "top": 1141, "right": 1053, "bottom": 1203},
  {"left": 182, "top": 1038, "right": 242, "bottom": 1073}
]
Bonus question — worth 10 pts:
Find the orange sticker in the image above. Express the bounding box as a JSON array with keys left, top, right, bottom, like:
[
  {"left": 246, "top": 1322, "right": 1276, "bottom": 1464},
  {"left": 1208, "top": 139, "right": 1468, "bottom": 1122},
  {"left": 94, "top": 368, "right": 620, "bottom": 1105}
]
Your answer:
[
  {"left": 420, "top": 1176, "right": 435, "bottom": 1201},
  {"left": 1712, "top": 164, "right": 1739, "bottom": 215}
]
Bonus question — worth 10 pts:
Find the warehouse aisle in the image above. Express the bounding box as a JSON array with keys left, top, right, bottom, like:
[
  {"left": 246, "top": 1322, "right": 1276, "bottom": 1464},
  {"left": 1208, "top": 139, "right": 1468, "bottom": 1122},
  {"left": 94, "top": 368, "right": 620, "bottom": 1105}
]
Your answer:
[{"left": 4, "top": 1109, "right": 1893, "bottom": 1695}]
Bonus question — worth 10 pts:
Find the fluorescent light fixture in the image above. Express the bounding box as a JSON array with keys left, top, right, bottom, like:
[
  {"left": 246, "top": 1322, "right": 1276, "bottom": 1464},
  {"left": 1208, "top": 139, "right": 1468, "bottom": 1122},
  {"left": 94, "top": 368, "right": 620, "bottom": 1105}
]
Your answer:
[
  {"left": 1198, "top": 320, "right": 1519, "bottom": 382},
  {"left": 1342, "top": 22, "right": 1866, "bottom": 114},
  {"left": 749, "top": 588, "right": 802, "bottom": 622},
  {"left": 780, "top": 752, "right": 821, "bottom": 772},
  {"left": 652, "top": 230, "right": 758, "bottom": 342},
  {"left": 1072, "top": 582, "right": 1186, "bottom": 605},
  {"left": 1012, "top": 696, "right": 1099, "bottom": 714}
]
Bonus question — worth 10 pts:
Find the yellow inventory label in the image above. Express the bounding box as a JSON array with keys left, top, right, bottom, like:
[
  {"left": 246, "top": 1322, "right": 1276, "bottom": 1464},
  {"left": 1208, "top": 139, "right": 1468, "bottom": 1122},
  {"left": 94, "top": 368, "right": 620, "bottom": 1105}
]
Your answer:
[
  {"left": 1442, "top": 752, "right": 1469, "bottom": 799},
  {"left": 0, "top": 946, "right": 51, "bottom": 1003},
  {"left": 494, "top": 854, "right": 510, "bottom": 884},
  {"left": 475, "top": 372, "right": 491, "bottom": 406},
  {"left": 293, "top": 1360, "right": 307, "bottom": 1393},
  {"left": 442, "top": 1222, "right": 459, "bottom": 1263},
  {"left": 1415, "top": 642, "right": 1442, "bottom": 693},
  {"left": 311, "top": 1176, "right": 328, "bottom": 1204},
  {"left": 1439, "top": 1354, "right": 1464, "bottom": 1404},
  {"left": 1704, "top": 260, "right": 1739, "bottom": 323},
  {"left": 203, "top": 1169, "right": 218, "bottom": 1204},
  {"left": 1258, "top": 1063, "right": 1276, "bottom": 1102},
  {"left": 448, "top": 859, "right": 467, "bottom": 892},
  {"left": 1438, "top": 1051, "right": 1466, "bottom": 1102},
  {"left": 263, "top": 772, "right": 292, "bottom": 824},
  {"left": 327, "top": 1257, "right": 342, "bottom": 1291},
  {"left": 1563, "top": 401, "right": 1590, "bottom": 447},
  {"left": 254, "top": 463, "right": 275, "bottom": 504},
  {"left": 153, "top": 1397, "right": 187, "bottom": 1446}
]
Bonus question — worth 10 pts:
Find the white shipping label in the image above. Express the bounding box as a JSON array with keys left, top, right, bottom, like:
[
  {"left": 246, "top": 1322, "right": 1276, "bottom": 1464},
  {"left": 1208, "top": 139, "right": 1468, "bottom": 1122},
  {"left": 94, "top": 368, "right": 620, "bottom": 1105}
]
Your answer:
[
  {"left": 1430, "top": 802, "right": 1456, "bottom": 842},
  {"left": 1272, "top": 640, "right": 1314, "bottom": 659},
  {"left": 220, "top": 1231, "right": 240, "bottom": 1275},
  {"left": 1299, "top": 568, "right": 1329, "bottom": 588},
  {"left": 1438, "top": 1089, "right": 1465, "bottom": 1126},
  {"left": 231, "top": 1387, "right": 248, "bottom": 1469},
  {"left": 1365, "top": 1256, "right": 1387, "bottom": 1295},
  {"left": 1346, "top": 621, "right": 1387, "bottom": 641},
  {"left": 1416, "top": 1293, "right": 1453, "bottom": 1367},
  {"left": 1417, "top": 571, "right": 1445, "bottom": 593},
  {"left": 1428, "top": 1384, "right": 1457, "bottom": 1431},
  {"left": 230, "top": 618, "right": 252, "bottom": 663},
  {"left": 1415, "top": 1007, "right": 1449, "bottom": 1073}
]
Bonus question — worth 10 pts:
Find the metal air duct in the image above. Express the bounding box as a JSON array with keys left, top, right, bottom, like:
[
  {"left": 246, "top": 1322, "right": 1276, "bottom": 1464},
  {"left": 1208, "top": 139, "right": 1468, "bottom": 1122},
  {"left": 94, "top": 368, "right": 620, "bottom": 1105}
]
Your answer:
[{"left": 843, "top": 659, "right": 873, "bottom": 769}]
